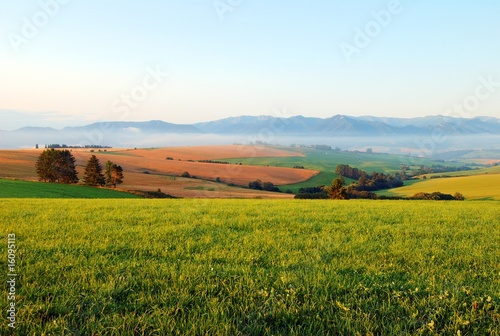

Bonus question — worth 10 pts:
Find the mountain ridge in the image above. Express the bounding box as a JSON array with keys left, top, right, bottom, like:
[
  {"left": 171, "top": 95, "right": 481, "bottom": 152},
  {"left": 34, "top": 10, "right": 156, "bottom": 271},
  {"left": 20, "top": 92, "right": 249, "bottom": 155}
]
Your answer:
[{"left": 3, "top": 115, "right": 500, "bottom": 136}]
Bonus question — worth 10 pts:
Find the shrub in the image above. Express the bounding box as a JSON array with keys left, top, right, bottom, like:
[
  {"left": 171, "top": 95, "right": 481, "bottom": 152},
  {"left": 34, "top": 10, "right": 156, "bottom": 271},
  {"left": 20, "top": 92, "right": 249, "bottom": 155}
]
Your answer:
[{"left": 181, "top": 171, "right": 191, "bottom": 178}]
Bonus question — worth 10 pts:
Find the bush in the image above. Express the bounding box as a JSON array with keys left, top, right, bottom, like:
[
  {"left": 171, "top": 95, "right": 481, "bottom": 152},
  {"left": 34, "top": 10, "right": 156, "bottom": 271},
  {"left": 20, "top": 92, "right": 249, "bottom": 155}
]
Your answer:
[
  {"left": 181, "top": 171, "right": 191, "bottom": 178},
  {"left": 262, "top": 182, "right": 280, "bottom": 192},
  {"left": 248, "top": 180, "right": 263, "bottom": 190},
  {"left": 142, "top": 190, "right": 176, "bottom": 199},
  {"left": 412, "top": 192, "right": 457, "bottom": 200}
]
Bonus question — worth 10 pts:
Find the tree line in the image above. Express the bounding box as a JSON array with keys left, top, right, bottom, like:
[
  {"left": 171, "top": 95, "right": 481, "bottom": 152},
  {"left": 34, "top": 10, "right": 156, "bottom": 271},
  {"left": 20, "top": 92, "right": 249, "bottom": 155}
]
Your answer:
[
  {"left": 296, "top": 164, "right": 465, "bottom": 201},
  {"left": 36, "top": 149, "right": 123, "bottom": 187},
  {"left": 335, "top": 164, "right": 406, "bottom": 191},
  {"left": 248, "top": 180, "right": 280, "bottom": 192}
]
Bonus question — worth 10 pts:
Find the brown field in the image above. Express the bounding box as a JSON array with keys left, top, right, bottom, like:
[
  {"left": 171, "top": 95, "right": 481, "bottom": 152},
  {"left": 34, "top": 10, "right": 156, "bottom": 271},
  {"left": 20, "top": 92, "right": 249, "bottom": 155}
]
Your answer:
[
  {"left": 0, "top": 146, "right": 315, "bottom": 198},
  {"left": 116, "top": 172, "right": 294, "bottom": 199},
  {"left": 119, "top": 145, "right": 305, "bottom": 161}
]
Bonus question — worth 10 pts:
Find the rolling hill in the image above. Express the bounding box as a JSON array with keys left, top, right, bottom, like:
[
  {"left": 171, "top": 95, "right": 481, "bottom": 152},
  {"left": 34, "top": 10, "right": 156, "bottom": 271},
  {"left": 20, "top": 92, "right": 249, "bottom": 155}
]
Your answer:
[{"left": 383, "top": 171, "right": 500, "bottom": 200}]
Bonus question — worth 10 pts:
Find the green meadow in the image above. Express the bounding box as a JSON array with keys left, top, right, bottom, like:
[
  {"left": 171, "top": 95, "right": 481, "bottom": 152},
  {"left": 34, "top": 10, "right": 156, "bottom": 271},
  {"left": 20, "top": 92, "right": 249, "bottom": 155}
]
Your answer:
[
  {"left": 0, "top": 179, "right": 139, "bottom": 199},
  {"left": 223, "top": 148, "right": 465, "bottom": 192},
  {"left": 1, "top": 199, "right": 498, "bottom": 335}
]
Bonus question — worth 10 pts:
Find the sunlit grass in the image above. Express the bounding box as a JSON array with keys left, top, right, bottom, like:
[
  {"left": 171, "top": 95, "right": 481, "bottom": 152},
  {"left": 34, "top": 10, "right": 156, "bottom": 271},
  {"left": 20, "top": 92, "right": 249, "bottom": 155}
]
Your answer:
[
  {"left": 384, "top": 174, "right": 500, "bottom": 200},
  {"left": 0, "top": 199, "right": 498, "bottom": 335}
]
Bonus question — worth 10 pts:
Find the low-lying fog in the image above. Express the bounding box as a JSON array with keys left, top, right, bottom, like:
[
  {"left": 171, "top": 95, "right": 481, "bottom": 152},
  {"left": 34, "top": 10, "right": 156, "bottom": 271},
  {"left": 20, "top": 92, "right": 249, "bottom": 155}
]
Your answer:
[{"left": 2, "top": 130, "right": 499, "bottom": 160}]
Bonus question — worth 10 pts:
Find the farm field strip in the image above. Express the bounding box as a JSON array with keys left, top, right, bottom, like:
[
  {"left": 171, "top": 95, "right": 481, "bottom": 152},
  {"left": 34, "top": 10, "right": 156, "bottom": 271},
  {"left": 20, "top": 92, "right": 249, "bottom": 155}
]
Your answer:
[{"left": 385, "top": 174, "right": 500, "bottom": 200}]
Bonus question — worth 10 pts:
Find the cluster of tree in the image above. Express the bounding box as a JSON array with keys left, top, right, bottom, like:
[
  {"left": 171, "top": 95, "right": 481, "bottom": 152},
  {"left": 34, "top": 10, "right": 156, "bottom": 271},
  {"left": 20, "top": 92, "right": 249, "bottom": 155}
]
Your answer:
[
  {"left": 295, "top": 186, "right": 328, "bottom": 199},
  {"left": 45, "top": 144, "right": 112, "bottom": 149},
  {"left": 196, "top": 160, "right": 231, "bottom": 164},
  {"left": 36, "top": 149, "right": 79, "bottom": 184},
  {"left": 82, "top": 156, "right": 124, "bottom": 187},
  {"left": 323, "top": 177, "right": 378, "bottom": 200},
  {"left": 335, "top": 164, "right": 362, "bottom": 179},
  {"left": 248, "top": 180, "right": 280, "bottom": 192},
  {"left": 297, "top": 177, "right": 465, "bottom": 201},
  {"left": 417, "top": 165, "right": 473, "bottom": 175},
  {"left": 104, "top": 160, "right": 124, "bottom": 188},
  {"left": 36, "top": 150, "right": 123, "bottom": 187},
  {"left": 336, "top": 164, "right": 405, "bottom": 191},
  {"left": 411, "top": 192, "right": 465, "bottom": 201}
]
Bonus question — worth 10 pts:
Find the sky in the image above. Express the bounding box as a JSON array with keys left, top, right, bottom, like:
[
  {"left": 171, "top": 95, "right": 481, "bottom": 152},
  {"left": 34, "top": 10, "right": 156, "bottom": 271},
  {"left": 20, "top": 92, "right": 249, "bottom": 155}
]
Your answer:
[{"left": 1, "top": 0, "right": 499, "bottom": 130}]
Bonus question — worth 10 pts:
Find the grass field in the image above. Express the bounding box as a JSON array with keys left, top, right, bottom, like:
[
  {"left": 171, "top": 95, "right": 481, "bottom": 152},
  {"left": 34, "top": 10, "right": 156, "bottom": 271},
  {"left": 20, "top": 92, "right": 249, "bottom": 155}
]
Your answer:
[
  {"left": 0, "top": 179, "right": 140, "bottom": 199},
  {"left": 1, "top": 199, "right": 498, "bottom": 335}
]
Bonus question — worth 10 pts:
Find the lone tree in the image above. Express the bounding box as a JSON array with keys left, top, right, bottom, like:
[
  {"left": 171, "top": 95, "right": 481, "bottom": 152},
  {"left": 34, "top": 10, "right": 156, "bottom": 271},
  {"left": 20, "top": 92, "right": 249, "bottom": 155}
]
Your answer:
[
  {"left": 83, "top": 155, "right": 105, "bottom": 186},
  {"left": 326, "top": 176, "right": 348, "bottom": 200},
  {"left": 58, "top": 150, "right": 79, "bottom": 184},
  {"left": 105, "top": 160, "right": 124, "bottom": 188},
  {"left": 35, "top": 149, "right": 78, "bottom": 184}
]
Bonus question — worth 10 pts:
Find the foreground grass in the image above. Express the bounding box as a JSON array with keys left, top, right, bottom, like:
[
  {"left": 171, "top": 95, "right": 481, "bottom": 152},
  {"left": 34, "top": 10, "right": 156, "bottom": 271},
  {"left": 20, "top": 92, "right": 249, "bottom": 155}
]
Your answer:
[
  {"left": 0, "top": 179, "right": 139, "bottom": 198},
  {"left": 0, "top": 200, "right": 499, "bottom": 335}
]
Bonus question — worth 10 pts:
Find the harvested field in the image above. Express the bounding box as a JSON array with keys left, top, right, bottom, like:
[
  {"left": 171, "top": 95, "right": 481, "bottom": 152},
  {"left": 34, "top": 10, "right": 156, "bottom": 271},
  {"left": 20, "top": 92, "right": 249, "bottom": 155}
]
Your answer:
[
  {"left": 124, "top": 145, "right": 305, "bottom": 161},
  {"left": 65, "top": 146, "right": 317, "bottom": 186},
  {"left": 118, "top": 172, "right": 294, "bottom": 198},
  {"left": 0, "top": 146, "right": 314, "bottom": 198},
  {"left": 0, "top": 149, "right": 40, "bottom": 179}
]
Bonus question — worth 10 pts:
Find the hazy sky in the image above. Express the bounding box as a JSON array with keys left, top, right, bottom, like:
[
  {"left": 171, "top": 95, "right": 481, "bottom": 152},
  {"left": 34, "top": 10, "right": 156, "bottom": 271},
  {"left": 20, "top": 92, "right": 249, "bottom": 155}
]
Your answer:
[{"left": 1, "top": 0, "right": 499, "bottom": 129}]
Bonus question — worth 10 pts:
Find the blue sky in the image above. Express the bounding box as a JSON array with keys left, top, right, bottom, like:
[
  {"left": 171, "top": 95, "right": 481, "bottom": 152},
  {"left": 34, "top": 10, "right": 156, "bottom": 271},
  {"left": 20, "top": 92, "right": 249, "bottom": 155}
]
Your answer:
[{"left": 1, "top": 0, "right": 499, "bottom": 129}]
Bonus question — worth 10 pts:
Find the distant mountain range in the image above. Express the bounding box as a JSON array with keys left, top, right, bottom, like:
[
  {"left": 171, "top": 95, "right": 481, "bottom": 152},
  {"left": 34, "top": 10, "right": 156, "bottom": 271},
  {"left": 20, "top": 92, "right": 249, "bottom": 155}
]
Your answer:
[
  {"left": 1, "top": 115, "right": 499, "bottom": 148},
  {"left": 193, "top": 115, "right": 500, "bottom": 135}
]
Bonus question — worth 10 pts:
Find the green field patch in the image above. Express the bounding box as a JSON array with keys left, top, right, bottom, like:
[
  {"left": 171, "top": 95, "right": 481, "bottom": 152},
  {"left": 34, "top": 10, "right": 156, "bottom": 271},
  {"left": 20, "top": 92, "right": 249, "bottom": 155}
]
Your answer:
[
  {"left": 223, "top": 148, "right": 445, "bottom": 191},
  {"left": 0, "top": 179, "right": 139, "bottom": 198},
  {"left": 0, "top": 199, "right": 498, "bottom": 334},
  {"left": 280, "top": 172, "right": 357, "bottom": 193}
]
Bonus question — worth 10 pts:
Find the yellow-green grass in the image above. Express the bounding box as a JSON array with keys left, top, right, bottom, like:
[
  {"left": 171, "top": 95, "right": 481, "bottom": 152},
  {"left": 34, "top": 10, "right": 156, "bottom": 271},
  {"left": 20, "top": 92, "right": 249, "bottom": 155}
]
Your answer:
[
  {"left": 1, "top": 199, "right": 499, "bottom": 335},
  {"left": 384, "top": 174, "right": 500, "bottom": 200}
]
